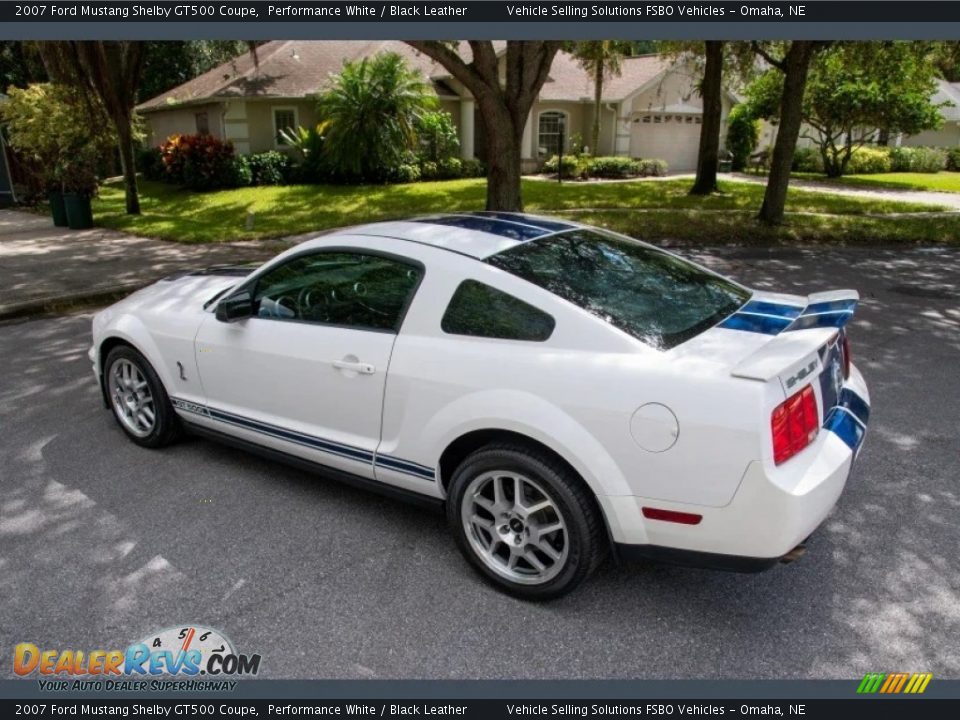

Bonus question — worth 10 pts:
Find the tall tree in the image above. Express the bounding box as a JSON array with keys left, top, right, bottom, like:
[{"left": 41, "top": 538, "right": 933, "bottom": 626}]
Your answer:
[
  {"left": 405, "top": 41, "right": 562, "bottom": 211},
  {"left": 690, "top": 41, "right": 724, "bottom": 195},
  {"left": 747, "top": 42, "right": 942, "bottom": 178},
  {"left": 139, "top": 41, "right": 250, "bottom": 102},
  {"left": 37, "top": 42, "right": 145, "bottom": 215},
  {"left": 572, "top": 41, "right": 629, "bottom": 155},
  {"left": 752, "top": 41, "right": 827, "bottom": 225},
  {"left": 0, "top": 41, "right": 47, "bottom": 91}
]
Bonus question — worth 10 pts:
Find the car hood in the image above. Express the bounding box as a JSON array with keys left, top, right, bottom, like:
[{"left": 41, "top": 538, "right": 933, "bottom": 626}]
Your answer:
[{"left": 110, "top": 266, "right": 254, "bottom": 316}]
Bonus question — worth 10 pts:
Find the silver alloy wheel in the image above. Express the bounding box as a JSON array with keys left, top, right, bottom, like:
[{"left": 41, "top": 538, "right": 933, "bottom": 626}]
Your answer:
[
  {"left": 107, "top": 358, "right": 156, "bottom": 438},
  {"left": 460, "top": 470, "right": 569, "bottom": 585}
]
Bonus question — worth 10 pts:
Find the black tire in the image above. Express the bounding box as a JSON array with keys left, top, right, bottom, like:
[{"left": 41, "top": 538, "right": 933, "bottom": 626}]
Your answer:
[
  {"left": 103, "top": 345, "right": 181, "bottom": 449},
  {"left": 447, "top": 442, "right": 606, "bottom": 600}
]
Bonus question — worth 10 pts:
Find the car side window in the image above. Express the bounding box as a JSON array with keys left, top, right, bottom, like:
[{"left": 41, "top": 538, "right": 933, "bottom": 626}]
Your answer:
[
  {"left": 252, "top": 252, "right": 422, "bottom": 332},
  {"left": 441, "top": 280, "right": 555, "bottom": 342}
]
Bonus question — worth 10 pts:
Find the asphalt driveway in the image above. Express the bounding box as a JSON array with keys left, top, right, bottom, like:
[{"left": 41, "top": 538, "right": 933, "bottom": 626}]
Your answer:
[{"left": 1, "top": 245, "right": 958, "bottom": 679}]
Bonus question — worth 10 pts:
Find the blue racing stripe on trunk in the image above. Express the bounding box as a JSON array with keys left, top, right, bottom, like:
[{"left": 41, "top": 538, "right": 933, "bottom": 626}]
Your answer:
[
  {"left": 719, "top": 313, "right": 793, "bottom": 335},
  {"left": 739, "top": 300, "right": 804, "bottom": 318}
]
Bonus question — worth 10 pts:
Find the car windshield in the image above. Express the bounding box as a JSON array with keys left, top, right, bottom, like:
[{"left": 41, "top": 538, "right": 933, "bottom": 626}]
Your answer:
[{"left": 486, "top": 229, "right": 750, "bottom": 349}]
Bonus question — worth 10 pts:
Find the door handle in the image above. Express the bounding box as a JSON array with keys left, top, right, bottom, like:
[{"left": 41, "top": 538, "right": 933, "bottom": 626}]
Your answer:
[{"left": 333, "top": 359, "right": 376, "bottom": 375}]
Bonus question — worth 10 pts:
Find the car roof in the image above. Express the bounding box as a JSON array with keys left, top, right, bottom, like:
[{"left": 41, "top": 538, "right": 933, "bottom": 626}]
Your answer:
[{"left": 316, "top": 212, "right": 582, "bottom": 259}]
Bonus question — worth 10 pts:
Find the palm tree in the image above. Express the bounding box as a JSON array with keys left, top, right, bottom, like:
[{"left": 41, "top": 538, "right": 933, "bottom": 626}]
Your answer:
[
  {"left": 37, "top": 42, "right": 145, "bottom": 214},
  {"left": 318, "top": 52, "right": 437, "bottom": 182},
  {"left": 572, "top": 41, "right": 629, "bottom": 156}
]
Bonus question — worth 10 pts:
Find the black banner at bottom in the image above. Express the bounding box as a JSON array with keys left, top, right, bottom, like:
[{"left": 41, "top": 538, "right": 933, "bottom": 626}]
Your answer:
[{"left": 2, "top": 699, "right": 958, "bottom": 720}]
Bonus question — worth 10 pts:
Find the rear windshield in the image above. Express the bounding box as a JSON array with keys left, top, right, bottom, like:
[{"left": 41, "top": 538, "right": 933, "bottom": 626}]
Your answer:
[{"left": 486, "top": 229, "right": 750, "bottom": 349}]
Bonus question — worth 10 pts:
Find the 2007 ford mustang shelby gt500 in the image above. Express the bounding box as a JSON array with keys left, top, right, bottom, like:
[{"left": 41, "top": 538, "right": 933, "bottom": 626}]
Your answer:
[{"left": 90, "top": 213, "right": 869, "bottom": 598}]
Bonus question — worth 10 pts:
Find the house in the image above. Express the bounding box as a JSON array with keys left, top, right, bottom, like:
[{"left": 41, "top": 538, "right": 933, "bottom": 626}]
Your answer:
[
  {"left": 899, "top": 79, "right": 960, "bottom": 148},
  {"left": 136, "top": 41, "right": 738, "bottom": 173}
]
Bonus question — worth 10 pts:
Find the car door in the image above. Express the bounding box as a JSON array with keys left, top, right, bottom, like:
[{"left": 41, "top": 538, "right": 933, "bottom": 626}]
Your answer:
[{"left": 192, "top": 249, "right": 423, "bottom": 480}]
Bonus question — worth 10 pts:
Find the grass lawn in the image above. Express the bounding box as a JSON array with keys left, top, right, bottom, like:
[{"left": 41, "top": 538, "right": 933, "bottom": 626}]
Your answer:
[
  {"left": 794, "top": 171, "right": 960, "bottom": 194},
  {"left": 92, "top": 177, "right": 959, "bottom": 245}
]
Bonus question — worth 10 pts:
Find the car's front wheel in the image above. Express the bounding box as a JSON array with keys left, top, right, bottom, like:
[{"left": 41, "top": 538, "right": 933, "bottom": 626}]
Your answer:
[
  {"left": 448, "top": 443, "right": 605, "bottom": 600},
  {"left": 104, "top": 345, "right": 181, "bottom": 448}
]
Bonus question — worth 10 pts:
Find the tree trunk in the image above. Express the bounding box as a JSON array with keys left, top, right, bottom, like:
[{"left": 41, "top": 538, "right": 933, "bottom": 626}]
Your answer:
[
  {"left": 116, "top": 116, "right": 140, "bottom": 215},
  {"left": 481, "top": 106, "right": 524, "bottom": 211},
  {"left": 877, "top": 128, "right": 890, "bottom": 146},
  {"left": 690, "top": 41, "right": 724, "bottom": 196},
  {"left": 758, "top": 42, "right": 817, "bottom": 225},
  {"left": 592, "top": 61, "right": 603, "bottom": 155}
]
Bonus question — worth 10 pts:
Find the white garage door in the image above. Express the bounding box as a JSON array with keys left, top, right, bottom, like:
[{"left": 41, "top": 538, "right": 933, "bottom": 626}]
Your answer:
[{"left": 630, "top": 115, "right": 702, "bottom": 172}]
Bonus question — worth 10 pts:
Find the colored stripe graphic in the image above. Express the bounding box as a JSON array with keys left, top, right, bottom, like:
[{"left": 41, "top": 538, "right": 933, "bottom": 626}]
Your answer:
[
  {"left": 857, "top": 672, "right": 932, "bottom": 694},
  {"left": 172, "top": 397, "right": 435, "bottom": 482},
  {"left": 720, "top": 297, "right": 858, "bottom": 335}
]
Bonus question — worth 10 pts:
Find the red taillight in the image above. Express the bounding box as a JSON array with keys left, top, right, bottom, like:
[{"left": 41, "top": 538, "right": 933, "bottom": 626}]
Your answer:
[
  {"left": 771, "top": 384, "right": 819, "bottom": 465},
  {"left": 642, "top": 507, "right": 703, "bottom": 525},
  {"left": 841, "top": 332, "right": 851, "bottom": 379}
]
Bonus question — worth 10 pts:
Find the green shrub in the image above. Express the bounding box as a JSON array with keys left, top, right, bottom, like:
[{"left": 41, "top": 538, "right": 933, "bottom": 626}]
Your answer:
[
  {"left": 159, "top": 133, "right": 238, "bottom": 190},
  {"left": 726, "top": 104, "right": 761, "bottom": 172},
  {"left": 437, "top": 157, "right": 463, "bottom": 179},
  {"left": 247, "top": 151, "right": 291, "bottom": 185},
  {"left": 636, "top": 158, "right": 668, "bottom": 177},
  {"left": 416, "top": 110, "right": 459, "bottom": 164},
  {"left": 846, "top": 146, "right": 892, "bottom": 174},
  {"left": 543, "top": 154, "right": 588, "bottom": 179},
  {"left": 460, "top": 158, "right": 485, "bottom": 177},
  {"left": 420, "top": 160, "right": 439, "bottom": 180},
  {"left": 792, "top": 147, "right": 823, "bottom": 173},
  {"left": 946, "top": 147, "right": 960, "bottom": 172},
  {"left": 228, "top": 155, "right": 253, "bottom": 187},
  {"left": 279, "top": 125, "right": 328, "bottom": 183},
  {"left": 137, "top": 146, "right": 164, "bottom": 182},
  {"left": 889, "top": 146, "right": 946, "bottom": 173},
  {"left": 587, "top": 156, "right": 641, "bottom": 178},
  {"left": 391, "top": 163, "right": 422, "bottom": 183}
]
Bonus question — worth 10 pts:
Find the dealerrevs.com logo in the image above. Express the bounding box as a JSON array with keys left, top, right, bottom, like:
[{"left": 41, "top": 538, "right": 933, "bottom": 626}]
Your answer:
[{"left": 14, "top": 626, "right": 261, "bottom": 692}]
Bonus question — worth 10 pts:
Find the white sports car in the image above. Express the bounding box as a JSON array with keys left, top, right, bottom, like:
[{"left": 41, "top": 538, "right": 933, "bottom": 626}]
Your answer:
[{"left": 90, "top": 213, "right": 869, "bottom": 599}]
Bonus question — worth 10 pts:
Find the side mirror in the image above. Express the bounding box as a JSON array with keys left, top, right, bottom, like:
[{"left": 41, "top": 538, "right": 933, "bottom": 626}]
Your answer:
[{"left": 216, "top": 290, "right": 254, "bottom": 322}]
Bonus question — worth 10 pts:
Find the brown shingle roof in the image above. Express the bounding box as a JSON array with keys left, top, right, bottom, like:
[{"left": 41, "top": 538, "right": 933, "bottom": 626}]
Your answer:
[
  {"left": 137, "top": 42, "right": 673, "bottom": 112},
  {"left": 539, "top": 53, "right": 671, "bottom": 102}
]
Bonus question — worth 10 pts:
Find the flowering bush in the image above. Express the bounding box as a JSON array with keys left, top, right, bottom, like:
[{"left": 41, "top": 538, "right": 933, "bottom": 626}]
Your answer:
[{"left": 159, "top": 134, "right": 239, "bottom": 190}]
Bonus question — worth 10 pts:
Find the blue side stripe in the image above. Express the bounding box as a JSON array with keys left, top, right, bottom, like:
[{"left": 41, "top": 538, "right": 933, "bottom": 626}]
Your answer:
[
  {"left": 467, "top": 211, "right": 576, "bottom": 233},
  {"left": 413, "top": 215, "right": 549, "bottom": 241},
  {"left": 739, "top": 300, "right": 804, "bottom": 319},
  {"left": 719, "top": 313, "right": 793, "bottom": 335},
  {"left": 172, "top": 398, "right": 433, "bottom": 482},
  {"left": 376, "top": 455, "right": 436, "bottom": 480}
]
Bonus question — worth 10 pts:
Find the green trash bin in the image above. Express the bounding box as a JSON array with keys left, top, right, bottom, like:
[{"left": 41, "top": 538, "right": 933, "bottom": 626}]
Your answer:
[
  {"left": 49, "top": 191, "right": 69, "bottom": 227},
  {"left": 64, "top": 193, "right": 94, "bottom": 230}
]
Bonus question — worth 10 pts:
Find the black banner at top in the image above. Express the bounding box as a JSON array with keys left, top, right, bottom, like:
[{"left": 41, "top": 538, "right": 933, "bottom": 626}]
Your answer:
[{"left": 6, "top": 1, "right": 960, "bottom": 24}]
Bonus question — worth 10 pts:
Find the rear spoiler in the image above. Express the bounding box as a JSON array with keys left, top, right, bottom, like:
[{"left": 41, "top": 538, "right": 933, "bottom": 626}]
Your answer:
[{"left": 730, "top": 290, "right": 858, "bottom": 383}]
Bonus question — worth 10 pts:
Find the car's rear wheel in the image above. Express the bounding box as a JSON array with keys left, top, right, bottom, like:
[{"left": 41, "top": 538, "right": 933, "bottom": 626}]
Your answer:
[
  {"left": 448, "top": 443, "right": 605, "bottom": 600},
  {"left": 104, "top": 345, "right": 180, "bottom": 448}
]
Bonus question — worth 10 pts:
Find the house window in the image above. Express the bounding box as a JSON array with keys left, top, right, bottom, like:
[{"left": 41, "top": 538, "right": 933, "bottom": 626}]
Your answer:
[
  {"left": 653, "top": 116, "right": 662, "bottom": 124},
  {"left": 273, "top": 107, "right": 298, "bottom": 147},
  {"left": 641, "top": 116, "right": 651, "bottom": 124},
  {"left": 538, "top": 111, "right": 567, "bottom": 158},
  {"left": 195, "top": 112, "right": 210, "bottom": 135}
]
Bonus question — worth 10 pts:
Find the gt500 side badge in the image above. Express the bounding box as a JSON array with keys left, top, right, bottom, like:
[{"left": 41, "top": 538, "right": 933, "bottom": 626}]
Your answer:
[{"left": 784, "top": 359, "right": 819, "bottom": 390}]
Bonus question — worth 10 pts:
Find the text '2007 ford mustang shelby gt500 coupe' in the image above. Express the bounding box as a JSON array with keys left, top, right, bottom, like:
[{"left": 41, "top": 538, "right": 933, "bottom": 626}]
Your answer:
[{"left": 90, "top": 213, "right": 869, "bottom": 598}]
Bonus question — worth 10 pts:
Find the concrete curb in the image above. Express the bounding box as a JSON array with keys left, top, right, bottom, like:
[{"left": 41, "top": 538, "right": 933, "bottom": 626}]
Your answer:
[{"left": 0, "top": 282, "right": 149, "bottom": 323}]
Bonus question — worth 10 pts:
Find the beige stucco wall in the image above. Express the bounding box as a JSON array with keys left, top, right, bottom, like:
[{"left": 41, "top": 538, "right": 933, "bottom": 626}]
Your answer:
[
  {"left": 901, "top": 124, "right": 960, "bottom": 147},
  {"left": 143, "top": 102, "right": 224, "bottom": 146}
]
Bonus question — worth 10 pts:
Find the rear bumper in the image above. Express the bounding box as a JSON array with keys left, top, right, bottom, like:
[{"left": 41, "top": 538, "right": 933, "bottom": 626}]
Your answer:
[{"left": 599, "top": 364, "right": 869, "bottom": 565}]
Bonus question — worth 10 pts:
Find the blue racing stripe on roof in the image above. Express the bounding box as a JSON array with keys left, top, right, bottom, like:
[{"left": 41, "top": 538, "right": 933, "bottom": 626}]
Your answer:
[
  {"left": 467, "top": 211, "right": 577, "bottom": 233},
  {"left": 718, "top": 313, "right": 793, "bottom": 335},
  {"left": 413, "top": 215, "right": 549, "bottom": 241}
]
